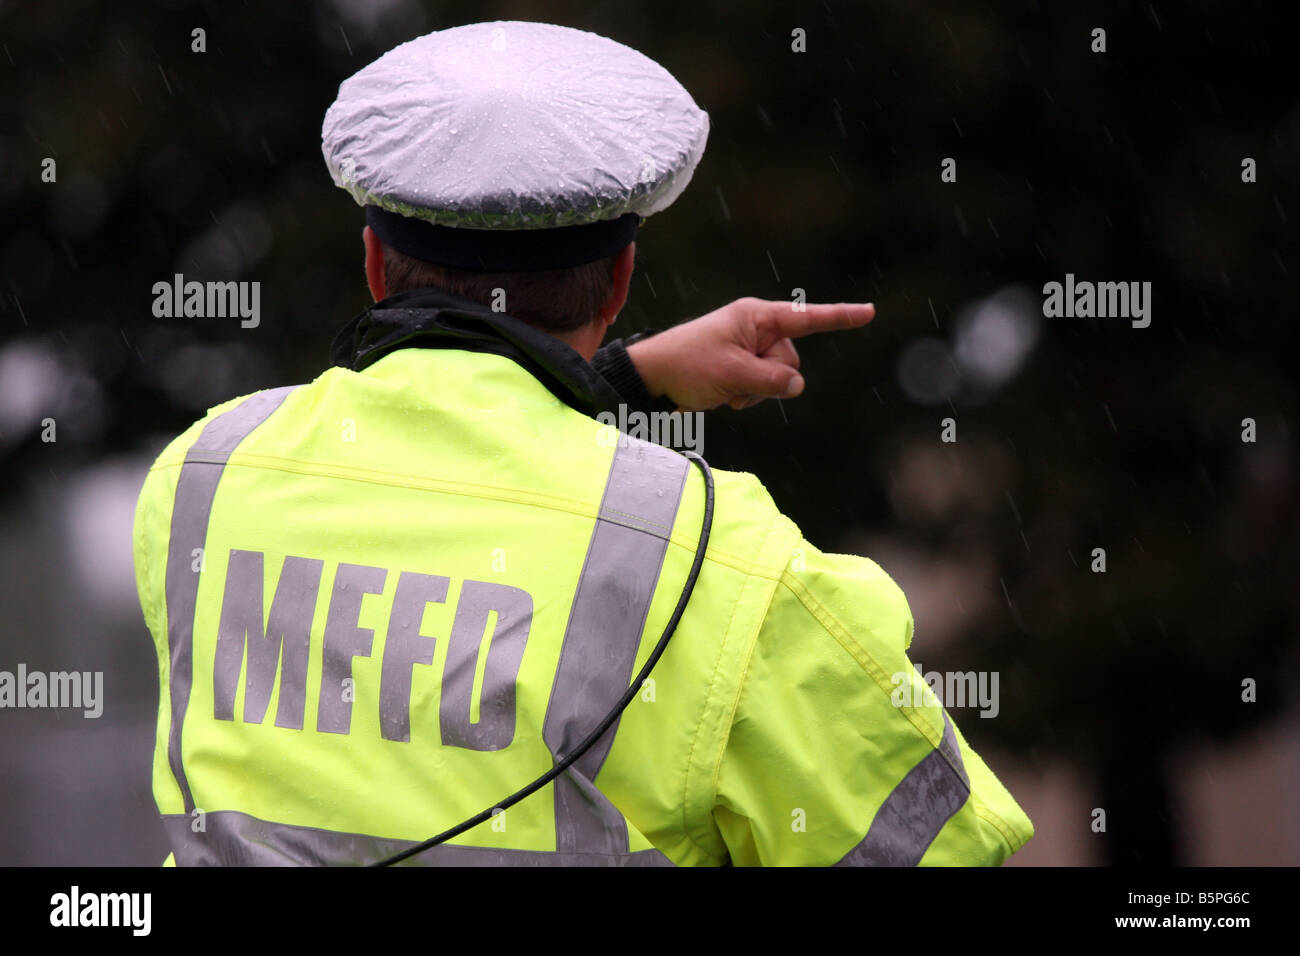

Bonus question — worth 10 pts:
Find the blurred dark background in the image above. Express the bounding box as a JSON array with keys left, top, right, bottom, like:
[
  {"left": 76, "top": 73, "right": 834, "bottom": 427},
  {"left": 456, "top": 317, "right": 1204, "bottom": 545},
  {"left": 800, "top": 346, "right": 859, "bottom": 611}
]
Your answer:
[{"left": 1, "top": 0, "right": 1296, "bottom": 865}]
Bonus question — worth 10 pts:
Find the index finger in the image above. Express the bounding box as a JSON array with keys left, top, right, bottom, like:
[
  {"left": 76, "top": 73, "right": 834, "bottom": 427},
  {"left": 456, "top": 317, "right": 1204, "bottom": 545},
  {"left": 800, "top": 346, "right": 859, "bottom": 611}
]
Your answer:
[{"left": 754, "top": 300, "right": 876, "bottom": 341}]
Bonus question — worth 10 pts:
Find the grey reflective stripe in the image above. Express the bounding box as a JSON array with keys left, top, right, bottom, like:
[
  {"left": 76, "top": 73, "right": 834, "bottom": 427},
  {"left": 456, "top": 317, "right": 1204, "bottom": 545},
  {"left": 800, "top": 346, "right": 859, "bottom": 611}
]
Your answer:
[
  {"left": 162, "top": 810, "right": 676, "bottom": 867},
  {"left": 542, "top": 437, "right": 689, "bottom": 856},
  {"left": 835, "top": 713, "right": 972, "bottom": 866},
  {"left": 163, "top": 386, "right": 299, "bottom": 812}
]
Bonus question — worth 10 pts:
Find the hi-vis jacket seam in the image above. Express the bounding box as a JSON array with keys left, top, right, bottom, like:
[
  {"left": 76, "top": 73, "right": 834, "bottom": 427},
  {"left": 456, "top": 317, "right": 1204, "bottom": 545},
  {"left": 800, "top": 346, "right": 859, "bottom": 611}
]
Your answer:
[
  {"left": 972, "top": 799, "right": 1027, "bottom": 854},
  {"left": 681, "top": 508, "right": 785, "bottom": 863},
  {"left": 599, "top": 504, "right": 675, "bottom": 538},
  {"left": 135, "top": 493, "right": 159, "bottom": 658},
  {"left": 777, "top": 570, "right": 942, "bottom": 752},
  {"left": 140, "top": 471, "right": 182, "bottom": 812},
  {"left": 681, "top": 577, "right": 748, "bottom": 863},
  {"left": 678, "top": 583, "right": 747, "bottom": 862},
  {"left": 149, "top": 451, "right": 783, "bottom": 580}
]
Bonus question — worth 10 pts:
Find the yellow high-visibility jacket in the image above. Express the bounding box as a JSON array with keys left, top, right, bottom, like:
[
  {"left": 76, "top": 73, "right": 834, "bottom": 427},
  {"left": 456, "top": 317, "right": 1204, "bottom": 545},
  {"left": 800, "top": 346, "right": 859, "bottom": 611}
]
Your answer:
[{"left": 133, "top": 298, "right": 1033, "bottom": 866}]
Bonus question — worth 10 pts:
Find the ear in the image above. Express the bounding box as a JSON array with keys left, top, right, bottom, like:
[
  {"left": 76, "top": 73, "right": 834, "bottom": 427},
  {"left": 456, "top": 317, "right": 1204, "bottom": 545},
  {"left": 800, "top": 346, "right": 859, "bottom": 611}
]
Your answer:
[
  {"left": 595, "top": 240, "right": 636, "bottom": 326},
  {"left": 363, "top": 225, "right": 386, "bottom": 302}
]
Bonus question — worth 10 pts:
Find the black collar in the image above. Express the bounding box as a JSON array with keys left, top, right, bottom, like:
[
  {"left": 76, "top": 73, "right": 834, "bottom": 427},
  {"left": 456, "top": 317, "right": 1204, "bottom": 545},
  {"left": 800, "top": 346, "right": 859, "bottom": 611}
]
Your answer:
[{"left": 330, "top": 287, "right": 624, "bottom": 417}]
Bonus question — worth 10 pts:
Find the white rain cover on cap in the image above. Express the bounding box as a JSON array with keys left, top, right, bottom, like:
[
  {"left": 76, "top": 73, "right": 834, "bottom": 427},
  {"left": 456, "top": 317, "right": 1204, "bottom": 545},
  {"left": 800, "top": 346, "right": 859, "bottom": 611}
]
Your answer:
[{"left": 322, "top": 21, "right": 709, "bottom": 231}]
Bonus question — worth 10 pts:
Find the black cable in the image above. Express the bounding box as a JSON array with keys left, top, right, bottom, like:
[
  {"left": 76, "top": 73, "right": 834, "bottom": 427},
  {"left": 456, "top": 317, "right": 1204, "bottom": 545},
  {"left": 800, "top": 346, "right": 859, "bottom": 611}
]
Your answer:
[{"left": 370, "top": 450, "right": 715, "bottom": 867}]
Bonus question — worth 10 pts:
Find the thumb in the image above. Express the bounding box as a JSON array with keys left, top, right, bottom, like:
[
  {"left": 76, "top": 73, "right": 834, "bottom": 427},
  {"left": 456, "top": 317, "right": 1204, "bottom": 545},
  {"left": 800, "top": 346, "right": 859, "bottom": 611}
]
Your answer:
[{"left": 729, "top": 353, "right": 806, "bottom": 399}]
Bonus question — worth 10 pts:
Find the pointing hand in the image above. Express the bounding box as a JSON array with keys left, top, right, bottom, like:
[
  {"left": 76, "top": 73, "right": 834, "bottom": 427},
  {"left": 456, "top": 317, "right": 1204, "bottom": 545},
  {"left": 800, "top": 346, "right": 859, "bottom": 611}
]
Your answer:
[{"left": 625, "top": 297, "right": 876, "bottom": 412}]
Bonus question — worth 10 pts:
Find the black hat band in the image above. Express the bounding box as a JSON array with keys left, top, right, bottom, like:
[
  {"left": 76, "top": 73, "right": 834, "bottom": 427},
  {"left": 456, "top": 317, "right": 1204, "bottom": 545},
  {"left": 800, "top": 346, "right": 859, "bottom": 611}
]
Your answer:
[{"left": 365, "top": 205, "right": 639, "bottom": 272}]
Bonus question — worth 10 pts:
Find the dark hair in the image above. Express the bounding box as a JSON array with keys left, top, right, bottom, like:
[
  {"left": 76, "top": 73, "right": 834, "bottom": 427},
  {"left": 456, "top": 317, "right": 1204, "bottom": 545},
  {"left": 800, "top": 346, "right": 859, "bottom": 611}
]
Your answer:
[{"left": 381, "top": 243, "right": 620, "bottom": 334}]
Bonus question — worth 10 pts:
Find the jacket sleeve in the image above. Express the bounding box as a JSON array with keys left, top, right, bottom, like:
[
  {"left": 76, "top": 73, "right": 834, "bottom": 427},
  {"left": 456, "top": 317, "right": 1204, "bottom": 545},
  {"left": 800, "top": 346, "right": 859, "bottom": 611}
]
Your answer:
[
  {"left": 591, "top": 331, "right": 677, "bottom": 415},
  {"left": 711, "top": 539, "right": 1034, "bottom": 866}
]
